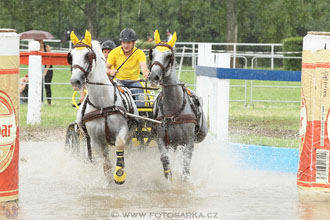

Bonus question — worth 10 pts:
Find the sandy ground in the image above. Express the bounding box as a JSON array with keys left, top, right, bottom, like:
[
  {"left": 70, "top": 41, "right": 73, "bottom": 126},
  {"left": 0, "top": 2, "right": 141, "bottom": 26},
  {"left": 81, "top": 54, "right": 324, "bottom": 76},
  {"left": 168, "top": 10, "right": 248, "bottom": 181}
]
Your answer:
[{"left": 19, "top": 127, "right": 67, "bottom": 142}]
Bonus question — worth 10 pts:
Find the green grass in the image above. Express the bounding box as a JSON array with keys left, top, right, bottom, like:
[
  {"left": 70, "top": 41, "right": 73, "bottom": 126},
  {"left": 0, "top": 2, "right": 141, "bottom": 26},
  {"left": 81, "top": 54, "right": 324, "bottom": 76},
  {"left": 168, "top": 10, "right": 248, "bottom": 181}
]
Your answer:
[
  {"left": 230, "top": 135, "right": 299, "bottom": 148},
  {"left": 20, "top": 65, "right": 300, "bottom": 148},
  {"left": 19, "top": 65, "right": 77, "bottom": 128},
  {"left": 229, "top": 102, "right": 300, "bottom": 148}
]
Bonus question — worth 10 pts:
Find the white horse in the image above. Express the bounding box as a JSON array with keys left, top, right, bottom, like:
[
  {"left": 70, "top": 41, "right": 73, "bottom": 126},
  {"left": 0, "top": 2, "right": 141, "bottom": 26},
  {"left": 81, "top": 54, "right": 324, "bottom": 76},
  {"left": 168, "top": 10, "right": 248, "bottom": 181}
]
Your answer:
[
  {"left": 68, "top": 30, "right": 138, "bottom": 184},
  {"left": 148, "top": 30, "right": 208, "bottom": 181}
]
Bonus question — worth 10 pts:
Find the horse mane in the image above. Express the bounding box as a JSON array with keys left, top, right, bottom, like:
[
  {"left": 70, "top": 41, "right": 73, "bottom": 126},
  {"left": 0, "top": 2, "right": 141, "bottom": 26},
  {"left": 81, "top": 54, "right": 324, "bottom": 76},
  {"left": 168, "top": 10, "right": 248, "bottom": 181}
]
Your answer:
[
  {"left": 91, "top": 40, "right": 104, "bottom": 61},
  {"left": 90, "top": 40, "right": 108, "bottom": 80}
]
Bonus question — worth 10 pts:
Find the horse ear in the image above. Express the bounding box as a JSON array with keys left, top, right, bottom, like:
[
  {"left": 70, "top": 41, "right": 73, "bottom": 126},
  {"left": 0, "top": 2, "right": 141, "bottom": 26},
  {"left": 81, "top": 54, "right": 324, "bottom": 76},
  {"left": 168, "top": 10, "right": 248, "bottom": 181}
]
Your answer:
[
  {"left": 168, "top": 32, "right": 177, "bottom": 48},
  {"left": 70, "top": 31, "right": 79, "bottom": 45},
  {"left": 83, "top": 30, "right": 92, "bottom": 46},
  {"left": 154, "top": 29, "right": 161, "bottom": 44}
]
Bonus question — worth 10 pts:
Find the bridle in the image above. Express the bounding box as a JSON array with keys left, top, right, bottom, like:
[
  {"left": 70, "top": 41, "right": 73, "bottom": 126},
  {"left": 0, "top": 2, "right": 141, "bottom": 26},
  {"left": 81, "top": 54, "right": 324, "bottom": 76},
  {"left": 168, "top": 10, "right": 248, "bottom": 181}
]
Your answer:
[
  {"left": 149, "top": 43, "right": 175, "bottom": 81},
  {"left": 67, "top": 42, "right": 96, "bottom": 79}
]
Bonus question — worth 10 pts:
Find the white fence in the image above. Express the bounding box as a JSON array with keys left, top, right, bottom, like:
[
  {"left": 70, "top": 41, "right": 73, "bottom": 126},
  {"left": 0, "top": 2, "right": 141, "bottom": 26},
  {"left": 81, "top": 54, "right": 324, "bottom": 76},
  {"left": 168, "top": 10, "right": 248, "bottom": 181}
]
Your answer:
[{"left": 19, "top": 41, "right": 302, "bottom": 105}]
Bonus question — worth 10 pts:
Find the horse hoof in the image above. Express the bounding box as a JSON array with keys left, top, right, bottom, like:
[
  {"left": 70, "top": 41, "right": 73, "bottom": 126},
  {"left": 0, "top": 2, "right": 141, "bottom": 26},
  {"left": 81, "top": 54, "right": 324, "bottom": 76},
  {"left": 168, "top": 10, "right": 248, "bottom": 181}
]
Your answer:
[
  {"left": 182, "top": 171, "right": 191, "bottom": 182},
  {"left": 164, "top": 169, "right": 172, "bottom": 181},
  {"left": 114, "top": 166, "right": 126, "bottom": 185}
]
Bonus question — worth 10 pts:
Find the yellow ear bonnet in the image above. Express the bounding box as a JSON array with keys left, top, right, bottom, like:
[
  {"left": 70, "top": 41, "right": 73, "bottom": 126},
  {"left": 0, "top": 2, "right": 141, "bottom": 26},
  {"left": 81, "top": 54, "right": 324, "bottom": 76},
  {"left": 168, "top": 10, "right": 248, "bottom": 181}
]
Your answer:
[
  {"left": 70, "top": 30, "right": 92, "bottom": 49},
  {"left": 70, "top": 31, "right": 79, "bottom": 45},
  {"left": 154, "top": 29, "right": 161, "bottom": 44},
  {"left": 153, "top": 29, "right": 177, "bottom": 52},
  {"left": 167, "top": 32, "right": 177, "bottom": 47},
  {"left": 82, "top": 30, "right": 92, "bottom": 46}
]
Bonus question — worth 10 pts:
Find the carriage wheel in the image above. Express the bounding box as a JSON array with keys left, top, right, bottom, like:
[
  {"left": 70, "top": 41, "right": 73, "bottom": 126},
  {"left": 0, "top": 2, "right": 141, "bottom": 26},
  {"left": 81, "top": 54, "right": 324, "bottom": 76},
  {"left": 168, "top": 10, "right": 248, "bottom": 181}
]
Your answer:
[{"left": 64, "top": 123, "right": 81, "bottom": 155}]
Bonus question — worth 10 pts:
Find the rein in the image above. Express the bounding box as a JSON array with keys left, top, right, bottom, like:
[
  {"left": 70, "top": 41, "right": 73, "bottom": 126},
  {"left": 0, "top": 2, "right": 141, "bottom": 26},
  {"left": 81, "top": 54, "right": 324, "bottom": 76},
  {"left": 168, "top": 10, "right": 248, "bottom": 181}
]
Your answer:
[{"left": 149, "top": 44, "right": 197, "bottom": 132}]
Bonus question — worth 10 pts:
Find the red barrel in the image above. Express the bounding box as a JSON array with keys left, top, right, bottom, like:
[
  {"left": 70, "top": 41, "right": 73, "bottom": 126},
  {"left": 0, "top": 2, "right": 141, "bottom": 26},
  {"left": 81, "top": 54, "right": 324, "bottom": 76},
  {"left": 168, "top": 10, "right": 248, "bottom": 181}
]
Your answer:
[
  {"left": 297, "top": 32, "right": 330, "bottom": 194},
  {"left": 0, "top": 29, "right": 19, "bottom": 203}
]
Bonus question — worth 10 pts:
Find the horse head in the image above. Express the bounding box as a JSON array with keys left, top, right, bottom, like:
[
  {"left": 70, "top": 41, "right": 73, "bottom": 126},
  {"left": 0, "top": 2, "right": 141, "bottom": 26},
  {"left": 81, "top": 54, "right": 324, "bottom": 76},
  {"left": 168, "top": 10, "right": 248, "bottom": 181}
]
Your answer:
[
  {"left": 67, "top": 30, "right": 97, "bottom": 91},
  {"left": 148, "top": 29, "right": 177, "bottom": 87}
]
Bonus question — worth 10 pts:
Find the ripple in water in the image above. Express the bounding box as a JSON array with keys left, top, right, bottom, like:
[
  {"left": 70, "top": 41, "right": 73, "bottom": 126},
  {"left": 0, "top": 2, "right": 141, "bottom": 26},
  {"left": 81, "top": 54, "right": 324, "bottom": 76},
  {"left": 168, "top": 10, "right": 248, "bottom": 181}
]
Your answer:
[{"left": 15, "top": 135, "right": 330, "bottom": 220}]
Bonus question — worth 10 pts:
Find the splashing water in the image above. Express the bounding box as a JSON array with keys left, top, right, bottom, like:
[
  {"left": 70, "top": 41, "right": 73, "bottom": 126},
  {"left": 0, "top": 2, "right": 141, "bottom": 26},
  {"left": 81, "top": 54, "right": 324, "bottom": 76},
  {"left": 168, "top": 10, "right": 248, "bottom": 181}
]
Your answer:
[{"left": 15, "top": 136, "right": 330, "bottom": 220}]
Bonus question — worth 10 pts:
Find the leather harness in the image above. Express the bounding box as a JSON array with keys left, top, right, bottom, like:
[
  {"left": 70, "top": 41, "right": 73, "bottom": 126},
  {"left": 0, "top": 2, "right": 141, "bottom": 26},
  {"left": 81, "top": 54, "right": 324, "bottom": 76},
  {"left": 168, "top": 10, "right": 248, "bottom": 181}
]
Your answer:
[
  {"left": 149, "top": 44, "right": 199, "bottom": 145},
  {"left": 68, "top": 43, "right": 134, "bottom": 146}
]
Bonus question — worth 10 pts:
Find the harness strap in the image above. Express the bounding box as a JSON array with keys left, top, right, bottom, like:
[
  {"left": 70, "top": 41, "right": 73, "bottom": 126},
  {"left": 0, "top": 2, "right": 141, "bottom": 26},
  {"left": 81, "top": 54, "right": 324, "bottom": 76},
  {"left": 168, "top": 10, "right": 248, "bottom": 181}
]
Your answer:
[
  {"left": 110, "top": 79, "right": 118, "bottom": 104},
  {"left": 105, "top": 115, "right": 111, "bottom": 143},
  {"left": 82, "top": 105, "right": 126, "bottom": 123},
  {"left": 156, "top": 114, "right": 197, "bottom": 125},
  {"left": 150, "top": 61, "right": 166, "bottom": 73},
  {"left": 72, "top": 64, "right": 88, "bottom": 74},
  {"left": 158, "top": 85, "right": 187, "bottom": 120},
  {"left": 86, "top": 96, "right": 99, "bottom": 110},
  {"left": 82, "top": 105, "right": 127, "bottom": 145},
  {"left": 80, "top": 97, "right": 92, "bottom": 161},
  {"left": 73, "top": 42, "right": 92, "bottom": 49},
  {"left": 149, "top": 43, "right": 174, "bottom": 76}
]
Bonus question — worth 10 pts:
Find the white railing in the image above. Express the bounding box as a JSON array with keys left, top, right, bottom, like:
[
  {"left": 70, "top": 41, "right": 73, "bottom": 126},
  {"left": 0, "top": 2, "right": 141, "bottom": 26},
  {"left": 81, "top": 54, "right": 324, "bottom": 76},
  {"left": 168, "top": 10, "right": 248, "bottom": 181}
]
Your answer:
[{"left": 19, "top": 41, "right": 302, "bottom": 105}]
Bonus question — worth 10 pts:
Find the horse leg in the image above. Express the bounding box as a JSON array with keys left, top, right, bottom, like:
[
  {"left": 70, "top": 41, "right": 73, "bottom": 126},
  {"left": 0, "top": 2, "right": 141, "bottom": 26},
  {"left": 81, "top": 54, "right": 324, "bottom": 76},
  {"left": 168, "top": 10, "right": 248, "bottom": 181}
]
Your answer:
[
  {"left": 113, "top": 128, "right": 128, "bottom": 185},
  {"left": 90, "top": 136, "right": 113, "bottom": 183},
  {"left": 158, "top": 139, "right": 172, "bottom": 180},
  {"left": 102, "top": 146, "right": 112, "bottom": 182},
  {"left": 75, "top": 97, "right": 87, "bottom": 132},
  {"left": 182, "top": 142, "right": 194, "bottom": 181}
]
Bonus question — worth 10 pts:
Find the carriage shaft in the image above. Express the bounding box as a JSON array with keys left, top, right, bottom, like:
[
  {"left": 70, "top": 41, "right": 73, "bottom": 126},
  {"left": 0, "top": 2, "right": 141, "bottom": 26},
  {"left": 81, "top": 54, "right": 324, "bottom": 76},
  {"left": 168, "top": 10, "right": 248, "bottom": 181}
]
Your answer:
[{"left": 125, "top": 112, "right": 161, "bottom": 124}]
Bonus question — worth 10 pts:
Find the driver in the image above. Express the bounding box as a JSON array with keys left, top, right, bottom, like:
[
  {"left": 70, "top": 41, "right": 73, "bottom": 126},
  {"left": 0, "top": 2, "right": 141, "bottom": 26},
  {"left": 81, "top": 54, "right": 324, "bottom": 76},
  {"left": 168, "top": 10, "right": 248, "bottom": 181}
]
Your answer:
[{"left": 106, "top": 28, "right": 149, "bottom": 106}]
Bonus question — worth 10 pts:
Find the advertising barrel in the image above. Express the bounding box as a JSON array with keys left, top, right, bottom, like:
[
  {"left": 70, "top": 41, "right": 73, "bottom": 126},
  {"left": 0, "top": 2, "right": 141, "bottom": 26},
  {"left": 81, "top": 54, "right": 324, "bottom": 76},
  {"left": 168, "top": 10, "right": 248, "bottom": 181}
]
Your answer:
[
  {"left": 0, "top": 29, "right": 20, "bottom": 206},
  {"left": 298, "top": 32, "right": 330, "bottom": 197}
]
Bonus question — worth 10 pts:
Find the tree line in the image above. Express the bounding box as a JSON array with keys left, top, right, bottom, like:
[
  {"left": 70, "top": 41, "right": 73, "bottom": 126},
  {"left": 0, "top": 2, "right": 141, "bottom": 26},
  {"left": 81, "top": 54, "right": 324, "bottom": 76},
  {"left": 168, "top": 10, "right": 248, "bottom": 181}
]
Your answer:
[{"left": 0, "top": 0, "right": 329, "bottom": 44}]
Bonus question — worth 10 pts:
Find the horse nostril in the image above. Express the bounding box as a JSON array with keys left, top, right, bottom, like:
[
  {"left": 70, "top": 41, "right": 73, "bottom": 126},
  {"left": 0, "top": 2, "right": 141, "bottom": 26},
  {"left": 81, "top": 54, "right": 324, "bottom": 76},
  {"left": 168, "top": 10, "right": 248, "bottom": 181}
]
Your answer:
[
  {"left": 155, "top": 75, "right": 159, "bottom": 81},
  {"left": 71, "top": 79, "right": 81, "bottom": 88}
]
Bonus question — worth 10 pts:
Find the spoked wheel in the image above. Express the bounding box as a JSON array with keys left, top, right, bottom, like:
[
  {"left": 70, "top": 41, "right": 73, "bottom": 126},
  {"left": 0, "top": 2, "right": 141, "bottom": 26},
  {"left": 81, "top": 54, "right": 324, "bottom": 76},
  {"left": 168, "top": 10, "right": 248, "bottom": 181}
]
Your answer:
[{"left": 64, "top": 123, "right": 81, "bottom": 156}]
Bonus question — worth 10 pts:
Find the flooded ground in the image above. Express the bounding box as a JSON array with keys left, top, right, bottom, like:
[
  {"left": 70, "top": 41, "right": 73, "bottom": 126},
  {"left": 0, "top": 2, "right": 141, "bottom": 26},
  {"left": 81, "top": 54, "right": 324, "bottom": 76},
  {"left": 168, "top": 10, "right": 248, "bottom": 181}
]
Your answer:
[{"left": 6, "top": 137, "right": 330, "bottom": 219}]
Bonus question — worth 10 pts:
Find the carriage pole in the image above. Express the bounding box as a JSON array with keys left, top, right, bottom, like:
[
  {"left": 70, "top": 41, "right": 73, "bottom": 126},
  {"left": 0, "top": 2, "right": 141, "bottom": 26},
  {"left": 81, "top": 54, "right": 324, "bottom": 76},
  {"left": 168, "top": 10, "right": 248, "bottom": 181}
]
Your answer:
[
  {"left": 0, "top": 29, "right": 20, "bottom": 217},
  {"left": 120, "top": 111, "right": 162, "bottom": 124}
]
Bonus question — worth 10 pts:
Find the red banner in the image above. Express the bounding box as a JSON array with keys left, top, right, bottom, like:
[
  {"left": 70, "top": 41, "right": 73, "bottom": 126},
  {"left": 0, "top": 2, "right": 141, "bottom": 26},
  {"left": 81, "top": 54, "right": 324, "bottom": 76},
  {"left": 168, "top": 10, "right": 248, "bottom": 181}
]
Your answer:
[{"left": 20, "top": 51, "right": 69, "bottom": 65}]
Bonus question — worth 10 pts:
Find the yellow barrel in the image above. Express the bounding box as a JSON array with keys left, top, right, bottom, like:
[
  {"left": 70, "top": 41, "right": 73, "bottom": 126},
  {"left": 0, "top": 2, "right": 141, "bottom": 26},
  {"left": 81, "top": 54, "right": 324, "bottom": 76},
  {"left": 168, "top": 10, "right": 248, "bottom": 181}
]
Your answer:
[{"left": 0, "top": 29, "right": 19, "bottom": 204}]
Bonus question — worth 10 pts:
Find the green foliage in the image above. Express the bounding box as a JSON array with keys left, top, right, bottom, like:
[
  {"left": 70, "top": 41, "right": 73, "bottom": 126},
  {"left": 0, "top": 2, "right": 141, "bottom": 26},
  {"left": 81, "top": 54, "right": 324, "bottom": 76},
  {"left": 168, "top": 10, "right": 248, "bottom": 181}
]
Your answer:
[
  {"left": 282, "top": 37, "right": 303, "bottom": 71},
  {"left": 1, "top": 0, "right": 329, "bottom": 44},
  {"left": 136, "top": 40, "right": 155, "bottom": 49}
]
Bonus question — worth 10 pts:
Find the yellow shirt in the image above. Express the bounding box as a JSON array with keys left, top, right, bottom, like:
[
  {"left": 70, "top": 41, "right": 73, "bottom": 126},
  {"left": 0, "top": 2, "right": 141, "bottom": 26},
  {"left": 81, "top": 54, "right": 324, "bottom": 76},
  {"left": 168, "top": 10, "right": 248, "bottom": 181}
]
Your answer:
[{"left": 107, "top": 46, "right": 146, "bottom": 80}]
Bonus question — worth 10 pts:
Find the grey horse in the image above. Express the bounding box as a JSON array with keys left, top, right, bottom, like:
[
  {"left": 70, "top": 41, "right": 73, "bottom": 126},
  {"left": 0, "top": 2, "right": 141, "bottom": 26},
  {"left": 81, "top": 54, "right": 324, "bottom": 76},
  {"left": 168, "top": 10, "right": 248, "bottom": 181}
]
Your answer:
[
  {"left": 148, "top": 30, "right": 208, "bottom": 180},
  {"left": 68, "top": 30, "right": 138, "bottom": 184}
]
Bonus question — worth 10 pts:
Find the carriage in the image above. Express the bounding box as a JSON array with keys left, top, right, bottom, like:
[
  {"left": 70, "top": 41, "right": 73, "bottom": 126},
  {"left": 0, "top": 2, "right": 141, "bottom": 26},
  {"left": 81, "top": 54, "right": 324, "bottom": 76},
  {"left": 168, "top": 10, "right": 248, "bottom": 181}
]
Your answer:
[{"left": 65, "top": 29, "right": 207, "bottom": 184}]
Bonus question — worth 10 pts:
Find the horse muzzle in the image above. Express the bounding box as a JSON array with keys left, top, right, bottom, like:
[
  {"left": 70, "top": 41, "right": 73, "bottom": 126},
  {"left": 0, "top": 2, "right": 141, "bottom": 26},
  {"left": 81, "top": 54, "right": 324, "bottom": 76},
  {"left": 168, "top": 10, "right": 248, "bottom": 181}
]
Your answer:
[
  {"left": 148, "top": 72, "right": 160, "bottom": 88},
  {"left": 70, "top": 78, "right": 84, "bottom": 91},
  {"left": 149, "top": 80, "right": 159, "bottom": 88}
]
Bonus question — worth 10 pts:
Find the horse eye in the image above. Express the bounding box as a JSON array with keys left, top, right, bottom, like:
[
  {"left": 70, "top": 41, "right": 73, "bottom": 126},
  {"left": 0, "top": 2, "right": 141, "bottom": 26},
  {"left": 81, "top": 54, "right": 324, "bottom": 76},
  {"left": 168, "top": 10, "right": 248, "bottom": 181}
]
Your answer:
[{"left": 84, "top": 53, "right": 89, "bottom": 61}]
